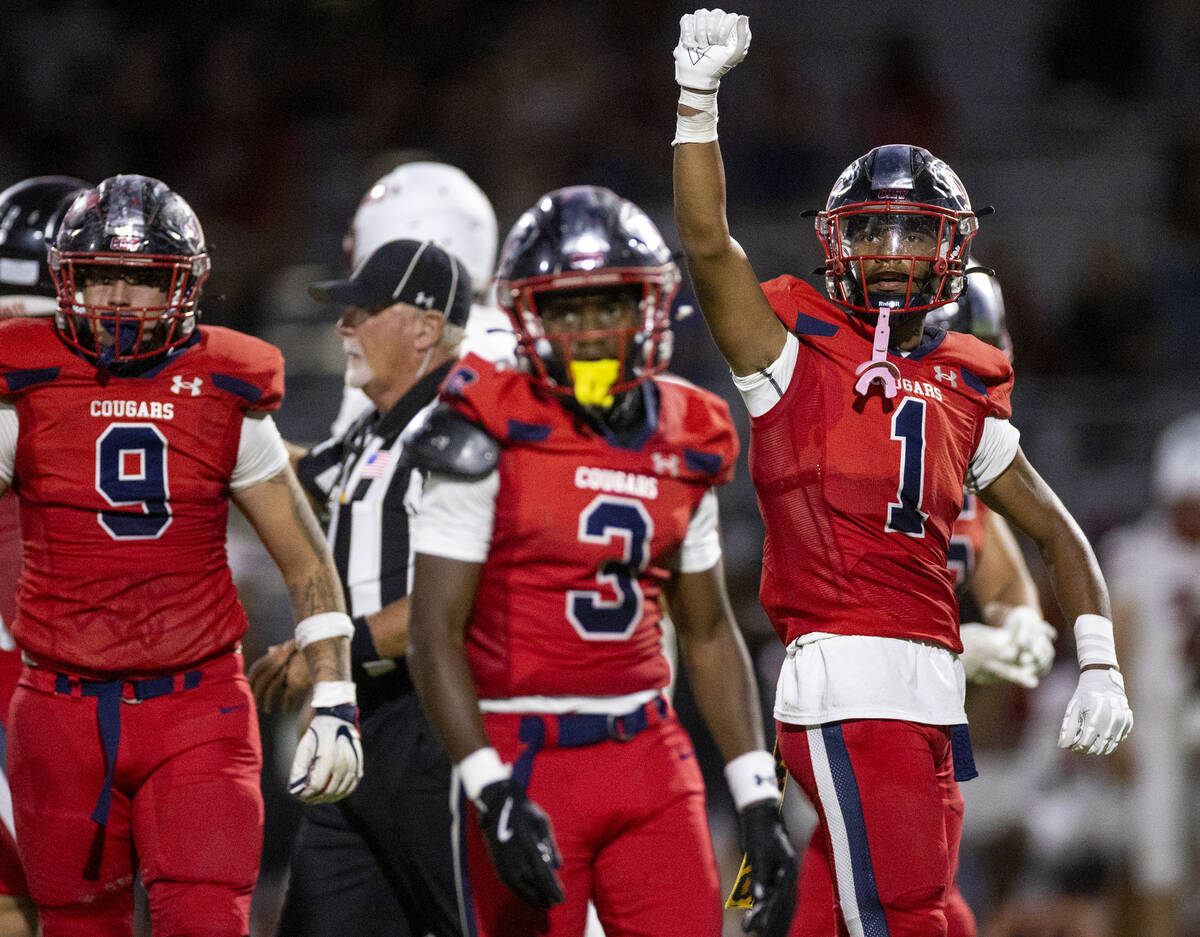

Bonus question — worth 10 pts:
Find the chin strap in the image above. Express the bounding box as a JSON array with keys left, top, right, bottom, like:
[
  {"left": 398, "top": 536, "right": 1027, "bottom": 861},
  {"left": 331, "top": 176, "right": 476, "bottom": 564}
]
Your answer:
[{"left": 853, "top": 305, "right": 900, "bottom": 399}]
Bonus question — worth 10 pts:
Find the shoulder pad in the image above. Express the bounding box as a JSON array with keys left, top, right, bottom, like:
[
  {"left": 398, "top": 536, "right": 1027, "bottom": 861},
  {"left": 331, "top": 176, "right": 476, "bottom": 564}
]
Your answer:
[{"left": 403, "top": 404, "right": 499, "bottom": 480}]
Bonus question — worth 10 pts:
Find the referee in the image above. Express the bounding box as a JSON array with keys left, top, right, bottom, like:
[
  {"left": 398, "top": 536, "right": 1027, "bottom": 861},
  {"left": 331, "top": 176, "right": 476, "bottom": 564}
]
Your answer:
[{"left": 249, "top": 239, "right": 470, "bottom": 937}]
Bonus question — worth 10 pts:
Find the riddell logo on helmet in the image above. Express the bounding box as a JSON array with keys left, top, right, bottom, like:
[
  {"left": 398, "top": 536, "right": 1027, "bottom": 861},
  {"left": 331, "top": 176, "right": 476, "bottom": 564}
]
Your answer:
[
  {"left": 109, "top": 236, "right": 141, "bottom": 251},
  {"left": 876, "top": 188, "right": 908, "bottom": 199}
]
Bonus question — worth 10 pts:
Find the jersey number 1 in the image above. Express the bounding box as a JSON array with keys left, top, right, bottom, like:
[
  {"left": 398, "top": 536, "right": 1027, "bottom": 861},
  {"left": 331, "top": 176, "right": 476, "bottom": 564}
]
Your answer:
[
  {"left": 886, "top": 398, "right": 929, "bottom": 537},
  {"left": 95, "top": 423, "right": 172, "bottom": 539}
]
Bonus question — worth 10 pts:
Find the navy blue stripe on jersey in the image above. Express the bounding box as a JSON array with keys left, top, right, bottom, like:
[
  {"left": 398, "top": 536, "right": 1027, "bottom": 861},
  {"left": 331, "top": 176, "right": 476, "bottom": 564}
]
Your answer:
[
  {"left": 507, "top": 419, "right": 552, "bottom": 442},
  {"left": 960, "top": 367, "right": 987, "bottom": 396},
  {"left": 793, "top": 312, "right": 840, "bottom": 337},
  {"left": 3, "top": 367, "right": 60, "bottom": 391},
  {"left": 903, "top": 328, "right": 947, "bottom": 361},
  {"left": 211, "top": 372, "right": 264, "bottom": 403},
  {"left": 684, "top": 448, "right": 723, "bottom": 476},
  {"left": 821, "top": 723, "right": 890, "bottom": 937}
]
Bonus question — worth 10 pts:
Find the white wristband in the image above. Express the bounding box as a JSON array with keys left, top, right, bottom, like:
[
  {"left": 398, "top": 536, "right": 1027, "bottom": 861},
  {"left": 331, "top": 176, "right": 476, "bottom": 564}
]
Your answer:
[
  {"left": 724, "top": 749, "right": 779, "bottom": 810},
  {"left": 310, "top": 680, "right": 357, "bottom": 708},
  {"left": 1074, "top": 614, "right": 1119, "bottom": 669},
  {"left": 294, "top": 611, "right": 354, "bottom": 650},
  {"left": 673, "top": 88, "right": 719, "bottom": 146},
  {"left": 457, "top": 746, "right": 512, "bottom": 805}
]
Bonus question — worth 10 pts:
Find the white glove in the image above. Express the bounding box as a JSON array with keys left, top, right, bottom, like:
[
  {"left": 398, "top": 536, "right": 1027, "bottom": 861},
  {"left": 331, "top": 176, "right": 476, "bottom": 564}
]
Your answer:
[
  {"left": 1057, "top": 668, "right": 1133, "bottom": 756},
  {"left": 1001, "top": 605, "right": 1057, "bottom": 676},
  {"left": 959, "top": 622, "right": 1039, "bottom": 688},
  {"left": 288, "top": 702, "right": 364, "bottom": 803},
  {"left": 674, "top": 8, "right": 751, "bottom": 91}
]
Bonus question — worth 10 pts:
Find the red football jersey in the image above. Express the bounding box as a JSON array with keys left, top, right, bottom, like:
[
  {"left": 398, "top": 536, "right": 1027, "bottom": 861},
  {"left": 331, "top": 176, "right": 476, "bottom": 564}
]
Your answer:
[
  {"left": 0, "top": 320, "right": 283, "bottom": 678},
  {"left": 440, "top": 355, "right": 738, "bottom": 699},
  {"left": 949, "top": 493, "right": 989, "bottom": 592},
  {"left": 753, "top": 276, "right": 1013, "bottom": 653},
  {"left": 0, "top": 496, "right": 21, "bottom": 721}
]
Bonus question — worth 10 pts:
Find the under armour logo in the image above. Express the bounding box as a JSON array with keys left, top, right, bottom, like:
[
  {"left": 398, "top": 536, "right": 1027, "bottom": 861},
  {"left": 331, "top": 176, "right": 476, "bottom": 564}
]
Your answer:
[
  {"left": 652, "top": 452, "right": 680, "bottom": 477},
  {"left": 414, "top": 291, "right": 435, "bottom": 309},
  {"left": 170, "top": 375, "right": 203, "bottom": 396},
  {"left": 933, "top": 366, "right": 958, "bottom": 388}
]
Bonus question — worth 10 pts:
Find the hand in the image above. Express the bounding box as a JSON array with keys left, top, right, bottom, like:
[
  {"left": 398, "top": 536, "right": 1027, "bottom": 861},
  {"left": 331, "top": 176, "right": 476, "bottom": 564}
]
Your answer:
[
  {"left": 1057, "top": 668, "right": 1133, "bottom": 755},
  {"left": 288, "top": 703, "right": 364, "bottom": 803},
  {"left": 476, "top": 778, "right": 564, "bottom": 909},
  {"left": 1001, "top": 605, "right": 1057, "bottom": 676},
  {"left": 675, "top": 8, "right": 751, "bottom": 91},
  {"left": 959, "top": 622, "right": 1040, "bottom": 688},
  {"left": 248, "top": 639, "right": 312, "bottom": 713},
  {"left": 738, "top": 800, "right": 797, "bottom": 937}
]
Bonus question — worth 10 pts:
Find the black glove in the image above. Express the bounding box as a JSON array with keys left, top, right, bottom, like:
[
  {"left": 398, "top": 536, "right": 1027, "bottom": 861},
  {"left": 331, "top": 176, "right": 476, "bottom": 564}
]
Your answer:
[
  {"left": 476, "top": 778, "right": 565, "bottom": 909},
  {"left": 738, "top": 799, "right": 798, "bottom": 937}
]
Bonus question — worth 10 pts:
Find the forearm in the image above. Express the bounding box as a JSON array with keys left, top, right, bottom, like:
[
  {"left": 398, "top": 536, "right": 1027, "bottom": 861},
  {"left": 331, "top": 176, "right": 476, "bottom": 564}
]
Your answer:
[
  {"left": 673, "top": 135, "right": 733, "bottom": 261},
  {"left": 1035, "top": 518, "right": 1110, "bottom": 624},
  {"left": 407, "top": 630, "right": 490, "bottom": 764},
  {"left": 678, "top": 622, "right": 765, "bottom": 761}
]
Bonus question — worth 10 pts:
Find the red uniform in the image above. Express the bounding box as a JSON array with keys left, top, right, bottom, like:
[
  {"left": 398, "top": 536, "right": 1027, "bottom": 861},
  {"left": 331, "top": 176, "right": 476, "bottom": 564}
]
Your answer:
[
  {"left": 0, "top": 495, "right": 27, "bottom": 900},
  {"left": 752, "top": 278, "right": 1013, "bottom": 937},
  {"left": 437, "top": 356, "right": 737, "bottom": 937},
  {"left": 0, "top": 319, "right": 281, "bottom": 936},
  {"left": 754, "top": 275, "right": 1013, "bottom": 653},
  {"left": 949, "top": 493, "right": 988, "bottom": 592}
]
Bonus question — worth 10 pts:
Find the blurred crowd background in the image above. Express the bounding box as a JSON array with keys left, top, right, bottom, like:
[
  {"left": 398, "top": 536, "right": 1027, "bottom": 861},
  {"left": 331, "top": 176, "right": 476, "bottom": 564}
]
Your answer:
[{"left": 4, "top": 1, "right": 1199, "bottom": 934}]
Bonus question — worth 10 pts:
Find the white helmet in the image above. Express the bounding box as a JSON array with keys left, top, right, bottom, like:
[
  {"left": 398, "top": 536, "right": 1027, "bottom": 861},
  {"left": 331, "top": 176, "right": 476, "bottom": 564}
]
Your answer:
[
  {"left": 345, "top": 161, "right": 498, "bottom": 297},
  {"left": 1153, "top": 412, "right": 1200, "bottom": 506}
]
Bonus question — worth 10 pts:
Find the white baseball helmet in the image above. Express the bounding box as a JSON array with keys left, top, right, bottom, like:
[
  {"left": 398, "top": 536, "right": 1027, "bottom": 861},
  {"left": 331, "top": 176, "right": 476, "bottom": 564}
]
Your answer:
[
  {"left": 345, "top": 161, "right": 498, "bottom": 296},
  {"left": 1153, "top": 412, "right": 1200, "bottom": 505}
]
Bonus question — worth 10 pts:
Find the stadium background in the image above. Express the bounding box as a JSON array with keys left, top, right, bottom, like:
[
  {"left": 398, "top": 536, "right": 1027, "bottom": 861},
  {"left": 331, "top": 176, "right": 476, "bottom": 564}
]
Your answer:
[{"left": 3, "top": 0, "right": 1198, "bottom": 933}]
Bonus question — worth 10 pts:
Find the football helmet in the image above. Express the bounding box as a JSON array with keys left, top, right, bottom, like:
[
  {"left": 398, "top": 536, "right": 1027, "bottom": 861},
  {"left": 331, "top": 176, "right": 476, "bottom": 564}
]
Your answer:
[
  {"left": 345, "top": 161, "right": 498, "bottom": 296},
  {"left": 49, "top": 174, "right": 210, "bottom": 366},
  {"left": 925, "top": 264, "right": 1013, "bottom": 361},
  {"left": 495, "top": 185, "right": 680, "bottom": 408},
  {"left": 816, "top": 144, "right": 978, "bottom": 316},
  {"left": 0, "top": 175, "right": 91, "bottom": 315}
]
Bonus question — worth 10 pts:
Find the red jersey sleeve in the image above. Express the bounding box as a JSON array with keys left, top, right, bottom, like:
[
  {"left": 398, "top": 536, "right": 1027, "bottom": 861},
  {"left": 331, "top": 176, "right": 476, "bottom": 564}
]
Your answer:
[{"left": 196, "top": 326, "right": 285, "bottom": 413}]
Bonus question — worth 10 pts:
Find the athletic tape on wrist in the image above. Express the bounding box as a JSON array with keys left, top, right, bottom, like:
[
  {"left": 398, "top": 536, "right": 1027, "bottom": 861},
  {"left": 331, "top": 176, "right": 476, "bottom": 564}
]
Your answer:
[
  {"left": 457, "top": 746, "right": 512, "bottom": 805},
  {"left": 673, "top": 89, "right": 719, "bottom": 146},
  {"left": 724, "top": 749, "right": 779, "bottom": 811},
  {"left": 1073, "top": 614, "right": 1119, "bottom": 669},
  {"left": 311, "top": 680, "right": 357, "bottom": 708},
  {"left": 294, "top": 611, "right": 354, "bottom": 650}
]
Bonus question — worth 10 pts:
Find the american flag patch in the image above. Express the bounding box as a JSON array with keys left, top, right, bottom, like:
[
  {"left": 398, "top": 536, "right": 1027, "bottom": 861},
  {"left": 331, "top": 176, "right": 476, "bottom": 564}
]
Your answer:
[{"left": 360, "top": 450, "right": 392, "bottom": 478}]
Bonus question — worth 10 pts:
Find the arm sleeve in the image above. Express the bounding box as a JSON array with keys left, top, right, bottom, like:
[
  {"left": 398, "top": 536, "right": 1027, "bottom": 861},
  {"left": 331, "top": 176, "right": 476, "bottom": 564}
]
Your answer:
[
  {"left": 0, "top": 402, "right": 16, "bottom": 485},
  {"left": 230, "top": 412, "right": 290, "bottom": 490},
  {"left": 730, "top": 331, "right": 799, "bottom": 417},
  {"left": 966, "top": 416, "right": 1021, "bottom": 492},
  {"left": 670, "top": 488, "right": 723, "bottom": 574},
  {"left": 411, "top": 469, "right": 499, "bottom": 563}
]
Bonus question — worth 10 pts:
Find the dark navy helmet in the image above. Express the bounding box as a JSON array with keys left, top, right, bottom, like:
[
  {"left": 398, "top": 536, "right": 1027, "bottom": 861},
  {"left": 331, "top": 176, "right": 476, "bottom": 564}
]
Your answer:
[
  {"left": 816, "top": 144, "right": 978, "bottom": 317},
  {"left": 0, "top": 175, "right": 91, "bottom": 314},
  {"left": 925, "top": 265, "right": 1013, "bottom": 361},
  {"left": 495, "top": 185, "right": 680, "bottom": 404},
  {"left": 49, "top": 174, "right": 210, "bottom": 366}
]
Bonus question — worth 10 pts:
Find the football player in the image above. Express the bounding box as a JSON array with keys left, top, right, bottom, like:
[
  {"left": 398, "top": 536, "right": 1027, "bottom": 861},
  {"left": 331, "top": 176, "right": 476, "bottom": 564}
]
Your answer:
[
  {"left": 670, "top": 10, "right": 1132, "bottom": 937},
  {"left": 0, "top": 174, "right": 363, "bottom": 937},
  {"left": 405, "top": 185, "right": 798, "bottom": 937},
  {"left": 0, "top": 174, "right": 90, "bottom": 937},
  {"left": 931, "top": 270, "right": 1057, "bottom": 694},
  {"left": 330, "top": 160, "right": 512, "bottom": 437}
]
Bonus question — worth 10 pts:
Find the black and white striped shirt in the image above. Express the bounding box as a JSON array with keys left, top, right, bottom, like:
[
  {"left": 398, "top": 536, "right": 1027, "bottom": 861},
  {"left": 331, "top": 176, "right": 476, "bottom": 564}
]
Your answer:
[{"left": 296, "top": 362, "right": 453, "bottom": 666}]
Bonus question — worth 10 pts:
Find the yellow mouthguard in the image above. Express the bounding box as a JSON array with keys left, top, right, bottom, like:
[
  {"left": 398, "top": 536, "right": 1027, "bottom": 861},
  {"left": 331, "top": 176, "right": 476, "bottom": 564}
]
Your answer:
[{"left": 568, "top": 359, "right": 620, "bottom": 407}]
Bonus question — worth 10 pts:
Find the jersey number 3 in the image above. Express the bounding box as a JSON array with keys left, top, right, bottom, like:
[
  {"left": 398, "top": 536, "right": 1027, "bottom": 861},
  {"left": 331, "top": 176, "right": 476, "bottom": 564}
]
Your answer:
[
  {"left": 567, "top": 495, "right": 653, "bottom": 641},
  {"left": 95, "top": 423, "right": 172, "bottom": 539}
]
